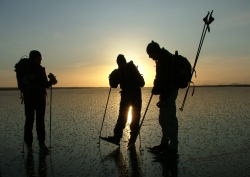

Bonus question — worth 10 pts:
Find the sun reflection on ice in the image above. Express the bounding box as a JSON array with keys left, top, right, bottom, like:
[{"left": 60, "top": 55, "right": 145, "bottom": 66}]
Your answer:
[{"left": 127, "top": 106, "right": 132, "bottom": 125}]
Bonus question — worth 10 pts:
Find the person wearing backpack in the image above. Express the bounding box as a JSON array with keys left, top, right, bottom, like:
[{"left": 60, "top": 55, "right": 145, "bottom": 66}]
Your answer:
[
  {"left": 15, "top": 50, "right": 57, "bottom": 153},
  {"left": 100, "top": 54, "right": 145, "bottom": 147},
  {"left": 146, "top": 41, "right": 179, "bottom": 156}
]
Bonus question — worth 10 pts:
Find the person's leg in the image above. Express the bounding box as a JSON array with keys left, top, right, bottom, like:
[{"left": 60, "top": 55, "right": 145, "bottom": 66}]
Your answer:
[
  {"left": 36, "top": 98, "right": 46, "bottom": 146},
  {"left": 114, "top": 92, "right": 130, "bottom": 139},
  {"left": 129, "top": 92, "right": 142, "bottom": 142},
  {"left": 159, "top": 90, "right": 178, "bottom": 150},
  {"left": 36, "top": 97, "right": 50, "bottom": 152},
  {"left": 24, "top": 103, "right": 35, "bottom": 146}
]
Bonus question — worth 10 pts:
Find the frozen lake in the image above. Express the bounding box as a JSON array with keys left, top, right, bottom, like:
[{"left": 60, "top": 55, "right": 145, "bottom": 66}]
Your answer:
[{"left": 0, "top": 87, "right": 250, "bottom": 176}]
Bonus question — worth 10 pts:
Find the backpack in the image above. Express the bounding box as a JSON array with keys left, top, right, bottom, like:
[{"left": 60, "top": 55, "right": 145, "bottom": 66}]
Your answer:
[
  {"left": 14, "top": 56, "right": 32, "bottom": 92},
  {"left": 126, "top": 61, "right": 145, "bottom": 88},
  {"left": 110, "top": 60, "right": 145, "bottom": 90},
  {"left": 173, "top": 51, "right": 192, "bottom": 88}
]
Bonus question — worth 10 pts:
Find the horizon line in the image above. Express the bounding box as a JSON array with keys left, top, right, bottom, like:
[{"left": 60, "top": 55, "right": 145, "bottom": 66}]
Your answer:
[{"left": 0, "top": 84, "right": 250, "bottom": 91}]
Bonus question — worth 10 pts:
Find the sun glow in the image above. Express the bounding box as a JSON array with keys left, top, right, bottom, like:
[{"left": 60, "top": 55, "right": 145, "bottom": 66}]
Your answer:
[{"left": 127, "top": 106, "right": 132, "bottom": 124}]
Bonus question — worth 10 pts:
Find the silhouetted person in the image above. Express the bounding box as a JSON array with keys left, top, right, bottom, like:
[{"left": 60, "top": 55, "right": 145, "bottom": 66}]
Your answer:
[
  {"left": 16, "top": 50, "right": 57, "bottom": 153},
  {"left": 102, "top": 54, "right": 145, "bottom": 147},
  {"left": 146, "top": 41, "right": 179, "bottom": 156}
]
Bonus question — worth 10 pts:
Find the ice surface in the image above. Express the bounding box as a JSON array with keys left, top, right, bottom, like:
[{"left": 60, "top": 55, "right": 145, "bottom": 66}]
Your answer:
[{"left": 0, "top": 87, "right": 249, "bottom": 176}]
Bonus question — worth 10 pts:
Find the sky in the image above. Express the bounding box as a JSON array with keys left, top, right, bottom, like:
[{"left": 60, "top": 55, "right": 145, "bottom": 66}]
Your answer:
[{"left": 1, "top": 0, "right": 250, "bottom": 87}]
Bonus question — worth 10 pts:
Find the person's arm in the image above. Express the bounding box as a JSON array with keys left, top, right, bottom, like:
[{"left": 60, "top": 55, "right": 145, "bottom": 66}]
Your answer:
[
  {"left": 42, "top": 67, "right": 57, "bottom": 88},
  {"left": 152, "top": 58, "right": 172, "bottom": 94}
]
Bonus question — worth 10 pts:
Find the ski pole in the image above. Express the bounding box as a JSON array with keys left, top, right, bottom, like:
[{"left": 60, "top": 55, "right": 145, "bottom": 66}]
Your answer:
[
  {"left": 127, "top": 93, "right": 153, "bottom": 149},
  {"left": 49, "top": 85, "right": 52, "bottom": 148},
  {"left": 139, "top": 93, "right": 153, "bottom": 131},
  {"left": 179, "top": 10, "right": 214, "bottom": 111},
  {"left": 133, "top": 93, "right": 153, "bottom": 143},
  {"left": 179, "top": 17, "right": 208, "bottom": 111},
  {"left": 98, "top": 87, "right": 112, "bottom": 144}
]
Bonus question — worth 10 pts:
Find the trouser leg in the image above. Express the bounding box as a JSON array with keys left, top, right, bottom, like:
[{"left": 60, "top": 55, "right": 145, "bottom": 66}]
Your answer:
[
  {"left": 130, "top": 108, "right": 140, "bottom": 137},
  {"left": 24, "top": 104, "right": 35, "bottom": 145},
  {"left": 159, "top": 90, "right": 178, "bottom": 149},
  {"left": 114, "top": 95, "right": 130, "bottom": 139},
  {"left": 130, "top": 94, "right": 142, "bottom": 139},
  {"left": 114, "top": 106, "right": 129, "bottom": 138},
  {"left": 36, "top": 100, "right": 46, "bottom": 145}
]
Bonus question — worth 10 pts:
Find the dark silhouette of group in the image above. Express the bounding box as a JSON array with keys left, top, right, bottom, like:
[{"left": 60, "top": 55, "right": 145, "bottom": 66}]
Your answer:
[{"left": 16, "top": 41, "right": 179, "bottom": 157}]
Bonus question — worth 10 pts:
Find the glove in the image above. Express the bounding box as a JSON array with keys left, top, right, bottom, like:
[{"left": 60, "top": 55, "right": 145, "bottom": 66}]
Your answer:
[
  {"left": 156, "top": 101, "right": 167, "bottom": 108},
  {"left": 151, "top": 86, "right": 161, "bottom": 95},
  {"left": 109, "top": 69, "right": 120, "bottom": 88},
  {"left": 152, "top": 78, "right": 161, "bottom": 95},
  {"left": 48, "top": 73, "right": 57, "bottom": 85}
]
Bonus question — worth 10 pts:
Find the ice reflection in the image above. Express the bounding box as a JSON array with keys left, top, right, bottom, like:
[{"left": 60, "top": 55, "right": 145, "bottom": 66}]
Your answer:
[{"left": 127, "top": 106, "right": 132, "bottom": 125}]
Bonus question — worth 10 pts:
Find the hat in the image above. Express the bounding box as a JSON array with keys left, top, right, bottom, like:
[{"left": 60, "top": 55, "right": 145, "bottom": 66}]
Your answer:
[
  {"left": 29, "top": 50, "right": 41, "bottom": 59},
  {"left": 146, "top": 41, "right": 161, "bottom": 54}
]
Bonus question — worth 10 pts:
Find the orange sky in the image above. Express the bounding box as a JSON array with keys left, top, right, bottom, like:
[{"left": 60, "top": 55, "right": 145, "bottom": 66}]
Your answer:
[{"left": 1, "top": 1, "right": 250, "bottom": 87}]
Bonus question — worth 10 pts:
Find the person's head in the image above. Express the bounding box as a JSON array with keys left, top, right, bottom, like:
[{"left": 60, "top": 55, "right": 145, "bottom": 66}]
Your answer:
[
  {"left": 29, "top": 50, "right": 42, "bottom": 65},
  {"left": 116, "top": 54, "right": 127, "bottom": 68},
  {"left": 146, "top": 41, "right": 161, "bottom": 60}
]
